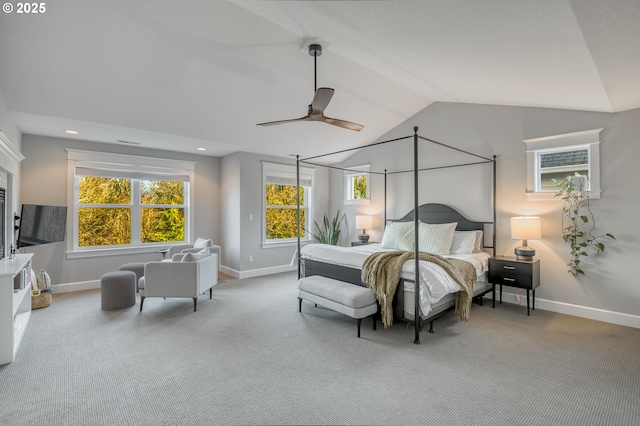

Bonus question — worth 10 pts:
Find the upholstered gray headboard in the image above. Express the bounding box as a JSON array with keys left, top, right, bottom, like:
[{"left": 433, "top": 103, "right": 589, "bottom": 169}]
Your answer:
[{"left": 393, "top": 203, "right": 487, "bottom": 231}]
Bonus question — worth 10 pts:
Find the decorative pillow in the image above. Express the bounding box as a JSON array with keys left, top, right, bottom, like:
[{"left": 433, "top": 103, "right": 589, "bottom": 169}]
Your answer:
[
  {"left": 472, "top": 230, "right": 484, "bottom": 253},
  {"left": 36, "top": 269, "right": 52, "bottom": 290},
  {"left": 182, "top": 248, "right": 210, "bottom": 261},
  {"left": 193, "top": 238, "right": 214, "bottom": 249},
  {"left": 412, "top": 222, "right": 457, "bottom": 255},
  {"left": 380, "top": 221, "right": 414, "bottom": 250},
  {"left": 450, "top": 231, "right": 477, "bottom": 255}
]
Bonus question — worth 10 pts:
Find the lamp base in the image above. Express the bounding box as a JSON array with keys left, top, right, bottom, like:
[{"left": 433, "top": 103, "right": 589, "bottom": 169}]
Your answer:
[
  {"left": 358, "top": 233, "right": 370, "bottom": 243},
  {"left": 514, "top": 246, "right": 535, "bottom": 261}
]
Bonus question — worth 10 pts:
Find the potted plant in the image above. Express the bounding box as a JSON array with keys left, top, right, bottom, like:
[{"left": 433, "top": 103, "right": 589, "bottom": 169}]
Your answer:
[
  {"left": 552, "top": 173, "right": 615, "bottom": 276},
  {"left": 306, "top": 210, "right": 346, "bottom": 245}
]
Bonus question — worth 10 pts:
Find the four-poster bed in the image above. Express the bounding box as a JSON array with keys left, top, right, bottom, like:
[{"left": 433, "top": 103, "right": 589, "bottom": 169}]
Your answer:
[{"left": 296, "top": 127, "right": 497, "bottom": 343}]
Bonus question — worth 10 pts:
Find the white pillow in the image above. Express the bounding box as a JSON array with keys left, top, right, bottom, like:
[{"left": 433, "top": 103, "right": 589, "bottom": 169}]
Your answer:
[
  {"left": 411, "top": 222, "right": 457, "bottom": 255},
  {"left": 450, "top": 231, "right": 477, "bottom": 255},
  {"left": 381, "top": 221, "right": 414, "bottom": 250},
  {"left": 193, "top": 238, "right": 214, "bottom": 249},
  {"left": 182, "top": 248, "right": 210, "bottom": 261}
]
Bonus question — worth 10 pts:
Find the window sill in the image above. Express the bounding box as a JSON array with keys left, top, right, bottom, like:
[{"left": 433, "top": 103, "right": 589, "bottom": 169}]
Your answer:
[
  {"left": 262, "top": 239, "right": 312, "bottom": 249},
  {"left": 66, "top": 245, "right": 170, "bottom": 259},
  {"left": 344, "top": 199, "right": 371, "bottom": 205},
  {"left": 526, "top": 190, "right": 601, "bottom": 201}
]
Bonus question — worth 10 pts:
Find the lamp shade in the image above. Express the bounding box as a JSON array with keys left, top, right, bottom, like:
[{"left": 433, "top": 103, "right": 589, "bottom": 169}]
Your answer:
[
  {"left": 510, "top": 217, "right": 542, "bottom": 240},
  {"left": 355, "top": 215, "right": 373, "bottom": 230}
]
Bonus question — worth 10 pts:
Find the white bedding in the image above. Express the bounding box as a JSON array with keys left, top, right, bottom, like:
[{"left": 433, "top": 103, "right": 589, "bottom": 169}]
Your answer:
[{"left": 299, "top": 243, "right": 490, "bottom": 317}]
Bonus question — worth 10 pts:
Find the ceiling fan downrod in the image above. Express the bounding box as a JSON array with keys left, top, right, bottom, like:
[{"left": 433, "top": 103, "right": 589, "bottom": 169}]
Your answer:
[{"left": 309, "top": 44, "right": 322, "bottom": 93}]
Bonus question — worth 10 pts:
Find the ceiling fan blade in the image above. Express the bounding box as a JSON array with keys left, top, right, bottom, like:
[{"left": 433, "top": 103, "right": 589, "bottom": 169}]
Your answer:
[
  {"left": 321, "top": 115, "right": 364, "bottom": 132},
  {"left": 256, "top": 115, "right": 312, "bottom": 126},
  {"left": 310, "top": 87, "right": 334, "bottom": 115}
]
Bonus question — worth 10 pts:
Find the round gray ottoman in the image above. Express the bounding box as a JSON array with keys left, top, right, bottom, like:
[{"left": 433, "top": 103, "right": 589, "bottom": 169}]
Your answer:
[
  {"left": 118, "top": 262, "right": 145, "bottom": 293},
  {"left": 101, "top": 270, "right": 136, "bottom": 311}
]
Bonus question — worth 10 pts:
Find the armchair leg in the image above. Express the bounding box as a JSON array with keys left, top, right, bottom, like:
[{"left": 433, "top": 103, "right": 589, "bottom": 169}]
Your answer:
[
  {"left": 140, "top": 297, "right": 145, "bottom": 312},
  {"left": 210, "top": 288, "right": 213, "bottom": 299},
  {"left": 193, "top": 298, "right": 197, "bottom": 312}
]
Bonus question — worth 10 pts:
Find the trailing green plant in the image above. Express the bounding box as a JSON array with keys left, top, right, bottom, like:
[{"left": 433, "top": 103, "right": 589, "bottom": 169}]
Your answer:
[
  {"left": 552, "top": 173, "right": 615, "bottom": 276},
  {"left": 306, "top": 210, "right": 346, "bottom": 245}
]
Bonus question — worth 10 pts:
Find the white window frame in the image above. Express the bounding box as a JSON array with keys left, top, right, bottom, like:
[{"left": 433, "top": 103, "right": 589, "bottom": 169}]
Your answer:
[
  {"left": 344, "top": 165, "right": 371, "bottom": 205},
  {"left": 262, "top": 162, "right": 315, "bottom": 248},
  {"left": 524, "top": 129, "right": 602, "bottom": 201},
  {"left": 66, "top": 149, "right": 195, "bottom": 258}
]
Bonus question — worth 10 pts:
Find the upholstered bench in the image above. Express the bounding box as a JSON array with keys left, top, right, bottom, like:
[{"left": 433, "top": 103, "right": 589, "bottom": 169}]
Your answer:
[{"left": 297, "top": 275, "right": 378, "bottom": 338}]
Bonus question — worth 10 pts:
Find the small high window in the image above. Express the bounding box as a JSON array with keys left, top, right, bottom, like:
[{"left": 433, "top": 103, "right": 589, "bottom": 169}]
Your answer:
[
  {"left": 524, "top": 129, "right": 601, "bottom": 200},
  {"left": 344, "top": 165, "right": 371, "bottom": 204}
]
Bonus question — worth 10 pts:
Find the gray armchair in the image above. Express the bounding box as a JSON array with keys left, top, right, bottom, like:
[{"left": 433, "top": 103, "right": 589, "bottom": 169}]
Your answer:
[{"left": 139, "top": 249, "right": 219, "bottom": 312}]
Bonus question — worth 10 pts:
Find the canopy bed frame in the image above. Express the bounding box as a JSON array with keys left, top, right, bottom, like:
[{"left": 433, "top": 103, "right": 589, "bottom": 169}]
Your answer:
[{"left": 295, "top": 126, "right": 497, "bottom": 343}]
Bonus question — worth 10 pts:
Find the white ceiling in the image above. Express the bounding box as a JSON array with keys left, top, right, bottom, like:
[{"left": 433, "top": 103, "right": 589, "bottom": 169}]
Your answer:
[{"left": 1, "top": 0, "right": 639, "bottom": 160}]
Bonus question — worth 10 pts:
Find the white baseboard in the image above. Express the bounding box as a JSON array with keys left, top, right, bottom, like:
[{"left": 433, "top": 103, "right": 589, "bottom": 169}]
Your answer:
[
  {"left": 486, "top": 290, "right": 640, "bottom": 329},
  {"left": 52, "top": 280, "right": 100, "bottom": 294},
  {"left": 220, "top": 264, "right": 296, "bottom": 280}
]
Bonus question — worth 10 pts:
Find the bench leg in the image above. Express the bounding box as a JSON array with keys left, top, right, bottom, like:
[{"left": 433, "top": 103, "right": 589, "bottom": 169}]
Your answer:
[
  {"left": 298, "top": 298, "right": 302, "bottom": 312},
  {"left": 372, "top": 315, "right": 377, "bottom": 331},
  {"left": 357, "top": 318, "right": 362, "bottom": 338}
]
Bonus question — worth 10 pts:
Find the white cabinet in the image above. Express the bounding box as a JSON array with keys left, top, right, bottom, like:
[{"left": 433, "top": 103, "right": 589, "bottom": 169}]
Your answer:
[{"left": 0, "top": 253, "right": 34, "bottom": 364}]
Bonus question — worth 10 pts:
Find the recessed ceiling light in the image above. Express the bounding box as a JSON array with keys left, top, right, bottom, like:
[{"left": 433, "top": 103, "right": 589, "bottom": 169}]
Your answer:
[
  {"left": 65, "top": 130, "right": 79, "bottom": 135},
  {"left": 197, "top": 147, "right": 207, "bottom": 151}
]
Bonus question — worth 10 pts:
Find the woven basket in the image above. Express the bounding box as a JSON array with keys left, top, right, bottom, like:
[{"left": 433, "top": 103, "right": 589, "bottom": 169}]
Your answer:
[{"left": 31, "top": 289, "right": 52, "bottom": 309}]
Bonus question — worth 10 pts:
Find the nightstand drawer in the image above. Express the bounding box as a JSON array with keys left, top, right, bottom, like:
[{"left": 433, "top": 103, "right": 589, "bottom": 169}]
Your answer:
[
  {"left": 488, "top": 271, "right": 533, "bottom": 289},
  {"left": 490, "top": 259, "right": 532, "bottom": 275}
]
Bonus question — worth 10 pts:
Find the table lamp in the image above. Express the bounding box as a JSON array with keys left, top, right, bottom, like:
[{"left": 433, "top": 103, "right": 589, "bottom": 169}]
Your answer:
[
  {"left": 355, "top": 215, "right": 373, "bottom": 243},
  {"left": 511, "top": 216, "right": 541, "bottom": 261}
]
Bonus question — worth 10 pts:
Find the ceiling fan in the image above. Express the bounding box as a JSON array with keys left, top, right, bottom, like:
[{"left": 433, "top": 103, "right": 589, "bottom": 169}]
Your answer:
[{"left": 257, "top": 44, "right": 364, "bottom": 132}]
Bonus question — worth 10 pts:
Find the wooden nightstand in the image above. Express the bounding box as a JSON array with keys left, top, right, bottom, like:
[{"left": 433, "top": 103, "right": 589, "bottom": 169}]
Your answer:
[
  {"left": 351, "top": 241, "right": 377, "bottom": 247},
  {"left": 488, "top": 256, "right": 540, "bottom": 316}
]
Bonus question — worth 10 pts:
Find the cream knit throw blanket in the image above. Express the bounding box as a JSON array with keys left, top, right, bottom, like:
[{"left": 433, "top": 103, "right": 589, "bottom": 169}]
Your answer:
[{"left": 361, "top": 251, "right": 477, "bottom": 328}]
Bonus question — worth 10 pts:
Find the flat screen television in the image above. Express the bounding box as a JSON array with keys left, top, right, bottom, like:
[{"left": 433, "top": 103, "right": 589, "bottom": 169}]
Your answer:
[{"left": 17, "top": 204, "right": 67, "bottom": 248}]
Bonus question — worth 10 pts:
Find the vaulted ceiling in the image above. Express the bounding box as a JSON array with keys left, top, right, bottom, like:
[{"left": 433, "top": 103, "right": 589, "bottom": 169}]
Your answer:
[{"left": 1, "top": 0, "right": 638, "bottom": 160}]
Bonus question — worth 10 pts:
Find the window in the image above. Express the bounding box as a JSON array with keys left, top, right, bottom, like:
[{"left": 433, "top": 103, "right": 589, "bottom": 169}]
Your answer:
[
  {"left": 344, "top": 165, "right": 371, "bottom": 204},
  {"left": 524, "top": 129, "right": 601, "bottom": 200},
  {"left": 262, "top": 162, "right": 315, "bottom": 246},
  {"left": 67, "top": 149, "right": 195, "bottom": 257}
]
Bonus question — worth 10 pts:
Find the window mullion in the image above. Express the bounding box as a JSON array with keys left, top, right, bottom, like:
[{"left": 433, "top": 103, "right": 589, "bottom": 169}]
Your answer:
[{"left": 131, "top": 179, "right": 142, "bottom": 245}]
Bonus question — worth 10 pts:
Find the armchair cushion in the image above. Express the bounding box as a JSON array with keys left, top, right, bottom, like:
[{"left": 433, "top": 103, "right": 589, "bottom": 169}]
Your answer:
[
  {"left": 182, "top": 248, "right": 210, "bottom": 261},
  {"left": 193, "top": 238, "right": 214, "bottom": 249}
]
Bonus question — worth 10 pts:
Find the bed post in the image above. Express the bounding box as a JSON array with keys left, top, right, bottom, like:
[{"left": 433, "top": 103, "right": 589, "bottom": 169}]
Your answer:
[
  {"left": 492, "top": 155, "right": 497, "bottom": 257},
  {"left": 297, "top": 155, "right": 302, "bottom": 280},
  {"left": 384, "top": 169, "right": 387, "bottom": 225},
  {"left": 413, "top": 126, "right": 420, "bottom": 345}
]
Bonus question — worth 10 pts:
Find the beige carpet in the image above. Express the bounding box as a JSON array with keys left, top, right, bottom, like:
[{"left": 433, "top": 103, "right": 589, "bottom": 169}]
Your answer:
[{"left": 1, "top": 271, "right": 639, "bottom": 425}]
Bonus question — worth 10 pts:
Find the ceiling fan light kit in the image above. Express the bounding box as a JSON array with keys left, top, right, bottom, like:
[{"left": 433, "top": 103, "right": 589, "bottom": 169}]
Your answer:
[{"left": 257, "top": 44, "right": 363, "bottom": 131}]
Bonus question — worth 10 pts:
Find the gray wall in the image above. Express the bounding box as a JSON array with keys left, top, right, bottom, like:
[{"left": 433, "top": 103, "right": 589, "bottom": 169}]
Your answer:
[
  {"left": 19, "top": 134, "right": 221, "bottom": 286},
  {"left": 330, "top": 102, "right": 639, "bottom": 319},
  {"left": 221, "top": 151, "right": 329, "bottom": 276}
]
